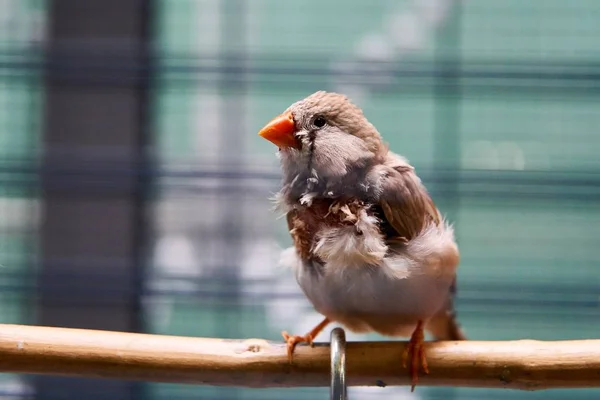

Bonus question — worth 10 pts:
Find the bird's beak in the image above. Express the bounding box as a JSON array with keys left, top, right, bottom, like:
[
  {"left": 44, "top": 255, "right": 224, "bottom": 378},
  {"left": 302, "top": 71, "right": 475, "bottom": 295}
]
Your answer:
[{"left": 258, "top": 111, "right": 299, "bottom": 149}]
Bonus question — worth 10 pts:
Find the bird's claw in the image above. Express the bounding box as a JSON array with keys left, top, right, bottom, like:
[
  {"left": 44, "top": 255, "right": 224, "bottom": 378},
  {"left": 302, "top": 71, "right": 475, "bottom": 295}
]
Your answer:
[
  {"left": 281, "top": 331, "right": 314, "bottom": 364},
  {"left": 402, "top": 321, "right": 429, "bottom": 392}
]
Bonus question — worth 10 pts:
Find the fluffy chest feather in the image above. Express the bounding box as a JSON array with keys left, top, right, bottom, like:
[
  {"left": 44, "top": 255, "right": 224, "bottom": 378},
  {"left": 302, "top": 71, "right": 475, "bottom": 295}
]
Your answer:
[
  {"left": 286, "top": 197, "right": 388, "bottom": 267},
  {"left": 283, "top": 197, "right": 458, "bottom": 335}
]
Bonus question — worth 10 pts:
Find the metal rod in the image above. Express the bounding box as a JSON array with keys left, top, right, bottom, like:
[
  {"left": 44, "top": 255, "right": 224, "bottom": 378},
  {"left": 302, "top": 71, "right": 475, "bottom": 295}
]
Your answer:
[{"left": 330, "top": 328, "right": 347, "bottom": 400}]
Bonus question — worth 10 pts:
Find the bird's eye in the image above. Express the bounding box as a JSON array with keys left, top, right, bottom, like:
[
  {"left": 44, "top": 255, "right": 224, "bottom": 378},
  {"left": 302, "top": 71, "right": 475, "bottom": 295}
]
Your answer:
[{"left": 313, "top": 116, "right": 327, "bottom": 128}]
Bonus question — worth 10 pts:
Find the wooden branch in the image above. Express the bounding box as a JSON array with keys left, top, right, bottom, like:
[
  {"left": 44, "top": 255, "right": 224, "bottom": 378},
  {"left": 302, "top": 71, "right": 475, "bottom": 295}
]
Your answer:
[{"left": 0, "top": 324, "right": 598, "bottom": 390}]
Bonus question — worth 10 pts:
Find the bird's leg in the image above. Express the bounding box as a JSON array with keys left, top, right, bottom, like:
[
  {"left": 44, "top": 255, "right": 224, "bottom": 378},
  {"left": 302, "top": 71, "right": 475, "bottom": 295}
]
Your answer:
[
  {"left": 281, "top": 317, "right": 331, "bottom": 364},
  {"left": 402, "top": 320, "right": 429, "bottom": 392}
]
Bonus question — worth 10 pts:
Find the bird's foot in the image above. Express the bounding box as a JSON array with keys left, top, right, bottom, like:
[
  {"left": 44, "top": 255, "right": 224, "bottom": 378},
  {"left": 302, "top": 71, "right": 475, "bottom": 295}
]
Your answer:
[
  {"left": 402, "top": 320, "right": 429, "bottom": 392},
  {"left": 281, "top": 317, "right": 331, "bottom": 364},
  {"left": 281, "top": 331, "right": 314, "bottom": 364}
]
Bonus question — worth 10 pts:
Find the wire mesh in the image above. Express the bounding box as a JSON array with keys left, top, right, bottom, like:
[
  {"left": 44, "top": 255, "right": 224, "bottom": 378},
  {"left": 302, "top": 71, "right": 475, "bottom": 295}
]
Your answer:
[{"left": 2, "top": 0, "right": 600, "bottom": 399}]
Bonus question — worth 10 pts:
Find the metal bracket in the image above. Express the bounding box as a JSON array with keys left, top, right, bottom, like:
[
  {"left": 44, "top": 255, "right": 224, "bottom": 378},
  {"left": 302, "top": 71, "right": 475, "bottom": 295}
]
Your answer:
[{"left": 330, "top": 327, "right": 347, "bottom": 400}]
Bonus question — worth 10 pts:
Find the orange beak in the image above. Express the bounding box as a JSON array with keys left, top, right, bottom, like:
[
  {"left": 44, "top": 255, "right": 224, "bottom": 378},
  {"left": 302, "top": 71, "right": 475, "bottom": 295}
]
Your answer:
[{"left": 258, "top": 111, "right": 299, "bottom": 149}]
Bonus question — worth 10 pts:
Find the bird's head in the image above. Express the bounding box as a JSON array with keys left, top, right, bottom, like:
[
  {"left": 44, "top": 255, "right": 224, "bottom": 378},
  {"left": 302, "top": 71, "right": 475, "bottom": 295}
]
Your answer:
[{"left": 258, "top": 91, "right": 386, "bottom": 196}]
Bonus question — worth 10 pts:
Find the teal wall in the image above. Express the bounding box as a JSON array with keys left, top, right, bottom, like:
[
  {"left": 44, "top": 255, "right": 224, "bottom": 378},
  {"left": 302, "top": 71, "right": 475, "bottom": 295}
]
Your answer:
[{"left": 0, "top": 0, "right": 44, "bottom": 395}]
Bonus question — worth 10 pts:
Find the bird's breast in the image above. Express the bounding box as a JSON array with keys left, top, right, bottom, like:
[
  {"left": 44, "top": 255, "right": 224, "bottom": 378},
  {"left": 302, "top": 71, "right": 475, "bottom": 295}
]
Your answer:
[{"left": 287, "top": 197, "right": 379, "bottom": 264}]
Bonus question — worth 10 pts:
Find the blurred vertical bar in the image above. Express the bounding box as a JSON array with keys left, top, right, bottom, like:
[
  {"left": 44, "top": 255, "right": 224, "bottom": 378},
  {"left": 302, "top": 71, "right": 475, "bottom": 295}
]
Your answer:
[
  {"left": 433, "top": 2, "right": 462, "bottom": 225},
  {"left": 36, "top": 1, "right": 153, "bottom": 400},
  {"left": 217, "top": 0, "right": 246, "bottom": 333},
  {"left": 432, "top": 3, "right": 462, "bottom": 400},
  {"left": 214, "top": 1, "right": 247, "bottom": 399}
]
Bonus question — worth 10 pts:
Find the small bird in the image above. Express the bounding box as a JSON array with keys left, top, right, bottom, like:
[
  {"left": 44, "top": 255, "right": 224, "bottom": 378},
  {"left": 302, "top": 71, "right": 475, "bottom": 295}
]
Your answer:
[{"left": 258, "top": 91, "right": 465, "bottom": 391}]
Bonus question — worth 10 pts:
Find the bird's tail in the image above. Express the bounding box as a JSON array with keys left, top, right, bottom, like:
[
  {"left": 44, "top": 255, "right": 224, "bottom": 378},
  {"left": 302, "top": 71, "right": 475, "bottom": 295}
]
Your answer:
[{"left": 425, "top": 277, "right": 467, "bottom": 340}]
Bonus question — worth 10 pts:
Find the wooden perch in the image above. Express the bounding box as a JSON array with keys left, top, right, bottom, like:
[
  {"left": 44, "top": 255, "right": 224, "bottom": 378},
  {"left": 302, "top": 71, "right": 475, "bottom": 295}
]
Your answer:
[{"left": 0, "top": 323, "right": 599, "bottom": 390}]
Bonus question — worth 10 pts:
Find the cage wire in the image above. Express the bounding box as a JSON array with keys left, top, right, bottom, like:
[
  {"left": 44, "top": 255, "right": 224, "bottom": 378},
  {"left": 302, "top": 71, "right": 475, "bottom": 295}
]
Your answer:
[{"left": 0, "top": 0, "right": 599, "bottom": 399}]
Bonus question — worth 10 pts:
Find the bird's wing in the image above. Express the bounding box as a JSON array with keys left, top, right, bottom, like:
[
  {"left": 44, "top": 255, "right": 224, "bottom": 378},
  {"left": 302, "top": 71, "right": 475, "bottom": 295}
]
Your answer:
[
  {"left": 375, "top": 154, "right": 466, "bottom": 341},
  {"left": 425, "top": 276, "right": 467, "bottom": 340},
  {"left": 374, "top": 155, "right": 441, "bottom": 243}
]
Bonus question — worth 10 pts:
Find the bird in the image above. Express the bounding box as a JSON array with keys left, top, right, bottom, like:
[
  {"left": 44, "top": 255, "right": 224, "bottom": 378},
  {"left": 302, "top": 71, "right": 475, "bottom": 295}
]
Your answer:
[{"left": 258, "top": 91, "right": 465, "bottom": 391}]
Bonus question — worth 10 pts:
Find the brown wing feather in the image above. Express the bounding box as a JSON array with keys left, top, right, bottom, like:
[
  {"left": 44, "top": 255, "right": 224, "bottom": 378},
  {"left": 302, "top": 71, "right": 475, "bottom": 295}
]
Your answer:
[
  {"left": 378, "top": 164, "right": 441, "bottom": 242},
  {"left": 377, "top": 157, "right": 465, "bottom": 340}
]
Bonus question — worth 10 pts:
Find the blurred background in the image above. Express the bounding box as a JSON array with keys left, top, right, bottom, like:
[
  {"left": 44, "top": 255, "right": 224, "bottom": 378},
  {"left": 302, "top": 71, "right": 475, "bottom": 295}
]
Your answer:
[{"left": 0, "top": 0, "right": 599, "bottom": 399}]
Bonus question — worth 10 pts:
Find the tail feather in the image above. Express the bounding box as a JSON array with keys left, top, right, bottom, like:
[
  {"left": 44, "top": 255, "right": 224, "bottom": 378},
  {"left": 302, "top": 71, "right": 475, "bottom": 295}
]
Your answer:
[{"left": 425, "top": 276, "right": 467, "bottom": 341}]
